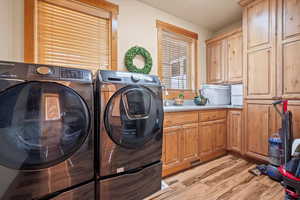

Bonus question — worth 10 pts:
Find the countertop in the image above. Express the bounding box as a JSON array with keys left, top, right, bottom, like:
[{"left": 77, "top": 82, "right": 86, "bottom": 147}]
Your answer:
[{"left": 163, "top": 105, "right": 243, "bottom": 112}]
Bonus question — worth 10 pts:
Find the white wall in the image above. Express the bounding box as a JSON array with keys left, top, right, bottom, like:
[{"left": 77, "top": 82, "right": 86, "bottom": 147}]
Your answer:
[
  {"left": 0, "top": 0, "right": 212, "bottom": 85},
  {"left": 108, "top": 0, "right": 212, "bottom": 84},
  {"left": 0, "top": 0, "right": 24, "bottom": 62},
  {"left": 212, "top": 20, "right": 242, "bottom": 37}
]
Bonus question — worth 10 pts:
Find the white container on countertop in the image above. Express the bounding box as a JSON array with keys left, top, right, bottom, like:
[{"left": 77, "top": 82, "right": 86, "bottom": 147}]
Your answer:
[
  {"left": 231, "top": 84, "right": 243, "bottom": 106},
  {"left": 201, "top": 84, "right": 231, "bottom": 105},
  {"left": 231, "top": 95, "right": 243, "bottom": 106},
  {"left": 231, "top": 84, "right": 243, "bottom": 95}
]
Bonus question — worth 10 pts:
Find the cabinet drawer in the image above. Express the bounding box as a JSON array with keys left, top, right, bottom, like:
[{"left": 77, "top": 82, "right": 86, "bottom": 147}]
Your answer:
[
  {"left": 199, "top": 110, "right": 227, "bottom": 122},
  {"left": 164, "top": 111, "right": 198, "bottom": 127}
]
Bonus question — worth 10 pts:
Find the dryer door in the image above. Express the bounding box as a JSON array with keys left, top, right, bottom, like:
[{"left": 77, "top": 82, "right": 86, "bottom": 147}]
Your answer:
[
  {"left": 104, "top": 85, "right": 163, "bottom": 149},
  {"left": 0, "top": 81, "right": 90, "bottom": 170}
]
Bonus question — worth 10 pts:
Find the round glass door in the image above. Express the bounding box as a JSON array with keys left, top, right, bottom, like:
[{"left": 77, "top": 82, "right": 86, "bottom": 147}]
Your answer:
[
  {"left": 0, "top": 81, "right": 90, "bottom": 170},
  {"left": 104, "top": 85, "right": 163, "bottom": 149}
]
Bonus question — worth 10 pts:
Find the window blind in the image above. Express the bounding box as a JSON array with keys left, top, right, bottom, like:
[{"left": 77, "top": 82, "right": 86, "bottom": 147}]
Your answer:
[
  {"left": 37, "top": 0, "right": 110, "bottom": 71},
  {"left": 159, "top": 31, "right": 191, "bottom": 90}
]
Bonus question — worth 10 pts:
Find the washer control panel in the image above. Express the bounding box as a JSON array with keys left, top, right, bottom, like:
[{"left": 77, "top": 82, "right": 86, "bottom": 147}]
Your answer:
[{"left": 100, "top": 70, "right": 161, "bottom": 86}]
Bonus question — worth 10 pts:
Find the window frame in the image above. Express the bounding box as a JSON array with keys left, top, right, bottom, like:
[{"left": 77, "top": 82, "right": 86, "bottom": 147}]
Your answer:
[
  {"left": 24, "top": 0, "right": 118, "bottom": 71},
  {"left": 156, "top": 20, "right": 199, "bottom": 98}
]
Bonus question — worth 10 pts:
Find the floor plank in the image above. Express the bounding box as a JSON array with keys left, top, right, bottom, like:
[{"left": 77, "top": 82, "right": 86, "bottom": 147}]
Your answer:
[{"left": 147, "top": 155, "right": 285, "bottom": 200}]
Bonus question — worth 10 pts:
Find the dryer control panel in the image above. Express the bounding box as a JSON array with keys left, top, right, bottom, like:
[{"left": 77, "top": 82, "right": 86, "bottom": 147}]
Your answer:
[
  {"left": 0, "top": 61, "right": 92, "bottom": 83},
  {"left": 60, "top": 67, "right": 91, "bottom": 81}
]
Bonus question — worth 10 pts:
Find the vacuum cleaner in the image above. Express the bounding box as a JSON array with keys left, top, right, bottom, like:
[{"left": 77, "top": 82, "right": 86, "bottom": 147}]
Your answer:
[
  {"left": 269, "top": 100, "right": 300, "bottom": 200},
  {"left": 274, "top": 100, "right": 300, "bottom": 200},
  {"left": 250, "top": 100, "right": 300, "bottom": 199}
]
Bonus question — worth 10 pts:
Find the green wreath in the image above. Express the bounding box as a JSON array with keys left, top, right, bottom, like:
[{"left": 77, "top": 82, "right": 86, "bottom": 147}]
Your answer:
[{"left": 125, "top": 46, "right": 153, "bottom": 74}]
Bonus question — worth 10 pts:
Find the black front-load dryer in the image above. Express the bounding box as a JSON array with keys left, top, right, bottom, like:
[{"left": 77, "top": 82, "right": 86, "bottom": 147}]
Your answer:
[{"left": 0, "top": 61, "right": 94, "bottom": 200}]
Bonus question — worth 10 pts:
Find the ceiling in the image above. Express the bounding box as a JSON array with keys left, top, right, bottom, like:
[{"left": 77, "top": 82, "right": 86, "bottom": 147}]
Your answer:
[{"left": 137, "top": 0, "right": 242, "bottom": 31}]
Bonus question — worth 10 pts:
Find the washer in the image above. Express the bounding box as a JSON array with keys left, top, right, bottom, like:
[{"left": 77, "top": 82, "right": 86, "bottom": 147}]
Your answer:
[
  {"left": 0, "top": 61, "right": 94, "bottom": 200},
  {"left": 95, "top": 70, "right": 163, "bottom": 200}
]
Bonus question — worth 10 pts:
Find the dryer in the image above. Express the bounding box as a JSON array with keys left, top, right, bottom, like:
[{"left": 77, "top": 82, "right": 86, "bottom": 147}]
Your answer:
[
  {"left": 0, "top": 61, "right": 94, "bottom": 200},
  {"left": 95, "top": 70, "right": 163, "bottom": 200}
]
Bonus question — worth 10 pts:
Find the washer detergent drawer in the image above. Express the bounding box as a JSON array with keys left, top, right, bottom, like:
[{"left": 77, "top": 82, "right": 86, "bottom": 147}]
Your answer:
[{"left": 99, "top": 162, "right": 162, "bottom": 200}]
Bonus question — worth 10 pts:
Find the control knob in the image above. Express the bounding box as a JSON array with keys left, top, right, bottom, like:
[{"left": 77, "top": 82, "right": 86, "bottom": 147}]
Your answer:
[
  {"left": 131, "top": 75, "right": 140, "bottom": 82},
  {"left": 36, "top": 66, "right": 52, "bottom": 75}
]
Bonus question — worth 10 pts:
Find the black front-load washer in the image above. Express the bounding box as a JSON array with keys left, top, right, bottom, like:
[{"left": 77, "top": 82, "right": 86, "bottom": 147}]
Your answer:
[
  {"left": 0, "top": 61, "right": 94, "bottom": 200},
  {"left": 95, "top": 70, "right": 163, "bottom": 200}
]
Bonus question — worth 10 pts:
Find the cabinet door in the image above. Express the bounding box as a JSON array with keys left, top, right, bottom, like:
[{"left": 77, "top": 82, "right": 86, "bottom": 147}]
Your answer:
[
  {"left": 245, "top": 101, "right": 277, "bottom": 161},
  {"left": 289, "top": 103, "right": 300, "bottom": 139},
  {"left": 228, "top": 110, "right": 243, "bottom": 153},
  {"left": 199, "top": 122, "right": 215, "bottom": 159},
  {"left": 275, "top": 102, "right": 300, "bottom": 139},
  {"left": 277, "top": 0, "right": 300, "bottom": 99},
  {"left": 244, "top": 0, "right": 276, "bottom": 99},
  {"left": 227, "top": 33, "right": 243, "bottom": 83},
  {"left": 214, "top": 119, "right": 227, "bottom": 151},
  {"left": 207, "top": 41, "right": 225, "bottom": 84},
  {"left": 282, "top": 0, "right": 300, "bottom": 39},
  {"left": 247, "top": 49, "right": 275, "bottom": 98},
  {"left": 247, "top": 0, "right": 271, "bottom": 48},
  {"left": 181, "top": 123, "right": 199, "bottom": 162},
  {"left": 163, "top": 126, "right": 181, "bottom": 170}
]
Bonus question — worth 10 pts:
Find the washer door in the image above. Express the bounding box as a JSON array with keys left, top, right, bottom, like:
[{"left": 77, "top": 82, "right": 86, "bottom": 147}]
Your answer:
[
  {"left": 104, "top": 85, "right": 163, "bottom": 149},
  {"left": 0, "top": 81, "right": 90, "bottom": 170}
]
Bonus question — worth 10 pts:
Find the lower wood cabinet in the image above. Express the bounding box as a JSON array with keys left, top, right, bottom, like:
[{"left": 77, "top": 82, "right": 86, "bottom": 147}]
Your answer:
[
  {"left": 244, "top": 100, "right": 277, "bottom": 161},
  {"left": 199, "top": 119, "right": 227, "bottom": 162},
  {"left": 244, "top": 100, "right": 300, "bottom": 162},
  {"left": 162, "top": 110, "right": 228, "bottom": 177},
  {"left": 162, "top": 126, "right": 181, "bottom": 171},
  {"left": 181, "top": 123, "right": 199, "bottom": 162},
  {"left": 288, "top": 102, "right": 300, "bottom": 139},
  {"left": 162, "top": 124, "right": 199, "bottom": 177},
  {"left": 227, "top": 110, "right": 243, "bottom": 154},
  {"left": 215, "top": 120, "right": 227, "bottom": 151}
]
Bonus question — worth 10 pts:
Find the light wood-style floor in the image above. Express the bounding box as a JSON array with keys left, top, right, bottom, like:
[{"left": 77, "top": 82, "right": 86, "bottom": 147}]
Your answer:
[{"left": 147, "top": 155, "right": 285, "bottom": 200}]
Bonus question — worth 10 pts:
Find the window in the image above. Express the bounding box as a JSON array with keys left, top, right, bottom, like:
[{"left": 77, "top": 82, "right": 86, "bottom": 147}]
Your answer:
[
  {"left": 157, "top": 20, "right": 198, "bottom": 90},
  {"left": 25, "top": 0, "right": 118, "bottom": 72}
]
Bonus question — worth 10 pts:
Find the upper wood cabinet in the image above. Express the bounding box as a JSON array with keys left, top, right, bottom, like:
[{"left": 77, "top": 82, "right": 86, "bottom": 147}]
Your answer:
[
  {"left": 227, "top": 32, "right": 243, "bottom": 83},
  {"left": 227, "top": 110, "right": 243, "bottom": 154},
  {"left": 242, "top": 0, "right": 277, "bottom": 99},
  {"left": 277, "top": 0, "right": 300, "bottom": 99},
  {"left": 206, "top": 28, "right": 243, "bottom": 84},
  {"left": 281, "top": 0, "right": 300, "bottom": 39},
  {"left": 207, "top": 41, "right": 225, "bottom": 84},
  {"left": 247, "top": 0, "right": 271, "bottom": 48}
]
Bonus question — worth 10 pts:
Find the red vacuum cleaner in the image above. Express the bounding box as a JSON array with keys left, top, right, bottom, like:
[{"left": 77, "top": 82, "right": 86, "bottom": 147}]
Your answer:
[{"left": 273, "top": 100, "right": 300, "bottom": 200}]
